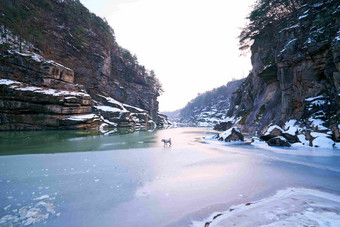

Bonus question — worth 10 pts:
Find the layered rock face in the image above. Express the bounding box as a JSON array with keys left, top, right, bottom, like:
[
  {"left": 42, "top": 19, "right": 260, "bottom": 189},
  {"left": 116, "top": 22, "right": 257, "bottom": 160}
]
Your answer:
[
  {"left": 0, "top": 0, "right": 164, "bottom": 130},
  {"left": 225, "top": 0, "right": 340, "bottom": 141},
  {"left": 177, "top": 79, "right": 244, "bottom": 126},
  {"left": 0, "top": 51, "right": 100, "bottom": 130}
]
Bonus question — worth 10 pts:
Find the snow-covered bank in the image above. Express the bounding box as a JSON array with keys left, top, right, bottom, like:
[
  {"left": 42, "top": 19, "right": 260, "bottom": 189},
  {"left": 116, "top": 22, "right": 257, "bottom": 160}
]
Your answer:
[{"left": 191, "top": 188, "right": 340, "bottom": 227}]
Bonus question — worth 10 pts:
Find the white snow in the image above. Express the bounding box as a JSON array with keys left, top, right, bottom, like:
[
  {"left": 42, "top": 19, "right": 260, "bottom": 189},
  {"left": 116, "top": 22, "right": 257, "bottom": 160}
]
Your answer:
[
  {"left": 191, "top": 188, "right": 340, "bottom": 227},
  {"left": 0, "top": 194, "right": 57, "bottom": 226},
  {"left": 310, "top": 99, "right": 329, "bottom": 106},
  {"left": 1, "top": 79, "right": 90, "bottom": 97},
  {"left": 100, "top": 116, "right": 118, "bottom": 127},
  {"left": 274, "top": 136, "right": 288, "bottom": 142},
  {"left": 31, "top": 53, "right": 44, "bottom": 62},
  {"left": 312, "top": 136, "right": 335, "bottom": 148},
  {"left": 335, "top": 35, "right": 340, "bottom": 42},
  {"left": 99, "top": 123, "right": 108, "bottom": 133},
  {"left": 279, "top": 24, "right": 300, "bottom": 33},
  {"left": 284, "top": 119, "right": 298, "bottom": 136},
  {"left": 0, "top": 26, "right": 35, "bottom": 52},
  {"left": 66, "top": 114, "right": 97, "bottom": 121},
  {"left": 298, "top": 14, "right": 308, "bottom": 19},
  {"left": 308, "top": 117, "right": 328, "bottom": 130},
  {"left": 265, "top": 125, "right": 284, "bottom": 136},
  {"left": 44, "top": 60, "right": 72, "bottom": 71},
  {"left": 0, "top": 79, "right": 22, "bottom": 86},
  {"left": 16, "top": 86, "right": 40, "bottom": 92},
  {"left": 305, "top": 95, "right": 324, "bottom": 102},
  {"left": 310, "top": 132, "right": 335, "bottom": 148},
  {"left": 123, "top": 103, "right": 146, "bottom": 113},
  {"left": 306, "top": 37, "right": 313, "bottom": 44},
  {"left": 297, "top": 134, "right": 309, "bottom": 146},
  {"left": 33, "top": 195, "right": 50, "bottom": 200},
  {"left": 313, "top": 2, "right": 324, "bottom": 7},
  {"left": 95, "top": 105, "right": 122, "bottom": 113},
  {"left": 97, "top": 95, "right": 126, "bottom": 110},
  {"left": 218, "top": 127, "right": 241, "bottom": 140}
]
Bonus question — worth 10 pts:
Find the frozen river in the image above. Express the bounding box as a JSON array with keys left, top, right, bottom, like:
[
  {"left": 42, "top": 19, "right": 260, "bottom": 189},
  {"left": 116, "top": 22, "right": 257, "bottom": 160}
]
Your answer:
[{"left": 0, "top": 127, "right": 340, "bottom": 226}]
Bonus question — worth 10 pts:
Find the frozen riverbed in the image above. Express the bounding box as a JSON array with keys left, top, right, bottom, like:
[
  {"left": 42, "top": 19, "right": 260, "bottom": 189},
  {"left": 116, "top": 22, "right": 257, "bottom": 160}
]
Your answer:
[{"left": 0, "top": 127, "right": 340, "bottom": 226}]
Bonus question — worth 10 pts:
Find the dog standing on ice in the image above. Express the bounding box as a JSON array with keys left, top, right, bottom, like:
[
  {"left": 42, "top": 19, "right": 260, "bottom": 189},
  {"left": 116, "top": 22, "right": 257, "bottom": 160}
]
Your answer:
[{"left": 161, "top": 138, "right": 171, "bottom": 147}]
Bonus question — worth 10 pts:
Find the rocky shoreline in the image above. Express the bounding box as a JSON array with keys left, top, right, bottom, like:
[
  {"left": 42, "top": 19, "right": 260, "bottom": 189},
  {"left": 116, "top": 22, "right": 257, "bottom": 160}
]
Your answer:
[{"left": 0, "top": 50, "right": 171, "bottom": 131}]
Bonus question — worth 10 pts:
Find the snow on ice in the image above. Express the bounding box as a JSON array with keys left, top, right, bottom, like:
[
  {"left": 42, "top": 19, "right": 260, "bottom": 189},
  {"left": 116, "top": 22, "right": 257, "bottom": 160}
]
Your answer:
[{"left": 191, "top": 188, "right": 340, "bottom": 227}]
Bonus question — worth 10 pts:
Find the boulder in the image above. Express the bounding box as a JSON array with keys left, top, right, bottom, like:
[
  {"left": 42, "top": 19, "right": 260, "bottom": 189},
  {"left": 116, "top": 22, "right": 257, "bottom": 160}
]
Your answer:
[
  {"left": 330, "top": 124, "right": 340, "bottom": 142},
  {"left": 267, "top": 136, "right": 291, "bottom": 147},
  {"left": 260, "top": 125, "right": 284, "bottom": 141},
  {"left": 217, "top": 127, "right": 244, "bottom": 142},
  {"left": 214, "top": 121, "right": 233, "bottom": 131},
  {"left": 282, "top": 132, "right": 299, "bottom": 143}
]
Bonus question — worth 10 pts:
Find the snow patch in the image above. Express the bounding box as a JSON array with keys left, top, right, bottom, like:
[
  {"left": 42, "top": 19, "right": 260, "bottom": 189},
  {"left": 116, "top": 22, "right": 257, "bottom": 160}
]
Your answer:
[
  {"left": 305, "top": 95, "right": 324, "bottom": 102},
  {"left": 99, "top": 123, "right": 108, "bottom": 133},
  {"left": 284, "top": 119, "right": 298, "bottom": 136},
  {"left": 308, "top": 117, "right": 328, "bottom": 131},
  {"left": 274, "top": 136, "right": 288, "bottom": 142},
  {"left": 66, "top": 114, "right": 97, "bottom": 121},
  {"left": 310, "top": 132, "right": 335, "bottom": 148},
  {"left": 191, "top": 188, "right": 340, "bottom": 227},
  {"left": 279, "top": 24, "right": 300, "bottom": 33},
  {"left": 298, "top": 14, "right": 308, "bottom": 20},
  {"left": 33, "top": 195, "right": 49, "bottom": 200},
  {"left": 297, "top": 134, "right": 309, "bottom": 146},
  {"left": 1, "top": 79, "right": 90, "bottom": 98},
  {"left": 95, "top": 105, "right": 123, "bottom": 113},
  {"left": 0, "top": 194, "right": 58, "bottom": 226},
  {"left": 265, "top": 125, "right": 284, "bottom": 136},
  {"left": 0, "top": 79, "right": 22, "bottom": 86}
]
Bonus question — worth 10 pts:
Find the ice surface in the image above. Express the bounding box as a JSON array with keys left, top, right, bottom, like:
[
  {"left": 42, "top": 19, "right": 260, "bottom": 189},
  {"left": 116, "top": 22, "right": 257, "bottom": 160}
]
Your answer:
[{"left": 1, "top": 128, "right": 340, "bottom": 227}]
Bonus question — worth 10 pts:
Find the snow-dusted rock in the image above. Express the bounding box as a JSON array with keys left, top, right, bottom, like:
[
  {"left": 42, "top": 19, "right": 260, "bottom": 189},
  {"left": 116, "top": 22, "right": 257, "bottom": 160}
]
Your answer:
[
  {"left": 267, "top": 136, "right": 291, "bottom": 147},
  {"left": 214, "top": 121, "right": 233, "bottom": 131},
  {"left": 261, "top": 125, "right": 284, "bottom": 141},
  {"left": 217, "top": 127, "right": 244, "bottom": 142}
]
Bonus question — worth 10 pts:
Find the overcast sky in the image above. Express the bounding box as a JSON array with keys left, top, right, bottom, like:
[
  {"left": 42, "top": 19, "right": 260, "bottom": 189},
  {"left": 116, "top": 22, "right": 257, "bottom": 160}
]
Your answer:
[{"left": 80, "top": 0, "right": 255, "bottom": 112}]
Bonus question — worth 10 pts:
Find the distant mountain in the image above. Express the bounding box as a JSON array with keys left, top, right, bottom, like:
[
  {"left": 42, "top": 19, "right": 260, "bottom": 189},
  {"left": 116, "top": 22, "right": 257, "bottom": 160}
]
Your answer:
[
  {"left": 167, "top": 79, "right": 244, "bottom": 127},
  {"left": 161, "top": 109, "right": 181, "bottom": 122}
]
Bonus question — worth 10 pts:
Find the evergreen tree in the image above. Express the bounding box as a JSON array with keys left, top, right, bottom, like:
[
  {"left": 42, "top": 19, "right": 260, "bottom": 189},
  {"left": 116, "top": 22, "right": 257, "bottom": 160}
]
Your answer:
[{"left": 239, "top": 0, "right": 306, "bottom": 51}]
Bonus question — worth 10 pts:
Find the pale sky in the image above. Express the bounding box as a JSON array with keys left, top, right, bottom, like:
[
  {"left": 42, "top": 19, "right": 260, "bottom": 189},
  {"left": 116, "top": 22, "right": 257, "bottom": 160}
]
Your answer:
[{"left": 80, "top": 0, "right": 255, "bottom": 112}]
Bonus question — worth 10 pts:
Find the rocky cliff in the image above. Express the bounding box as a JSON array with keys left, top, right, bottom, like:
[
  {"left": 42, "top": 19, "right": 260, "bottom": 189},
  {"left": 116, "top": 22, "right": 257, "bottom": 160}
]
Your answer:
[
  {"left": 173, "top": 79, "right": 244, "bottom": 127},
  {"left": 0, "top": 0, "right": 167, "bottom": 130},
  {"left": 221, "top": 0, "right": 340, "bottom": 146}
]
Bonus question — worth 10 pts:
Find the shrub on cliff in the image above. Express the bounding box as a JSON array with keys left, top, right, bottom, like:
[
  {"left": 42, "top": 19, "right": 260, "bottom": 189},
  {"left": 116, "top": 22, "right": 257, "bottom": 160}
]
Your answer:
[{"left": 239, "top": 0, "right": 307, "bottom": 51}]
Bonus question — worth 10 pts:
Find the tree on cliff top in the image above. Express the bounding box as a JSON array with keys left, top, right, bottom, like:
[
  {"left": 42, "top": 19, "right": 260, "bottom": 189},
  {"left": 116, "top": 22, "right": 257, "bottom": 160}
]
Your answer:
[{"left": 239, "top": 0, "right": 307, "bottom": 51}]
